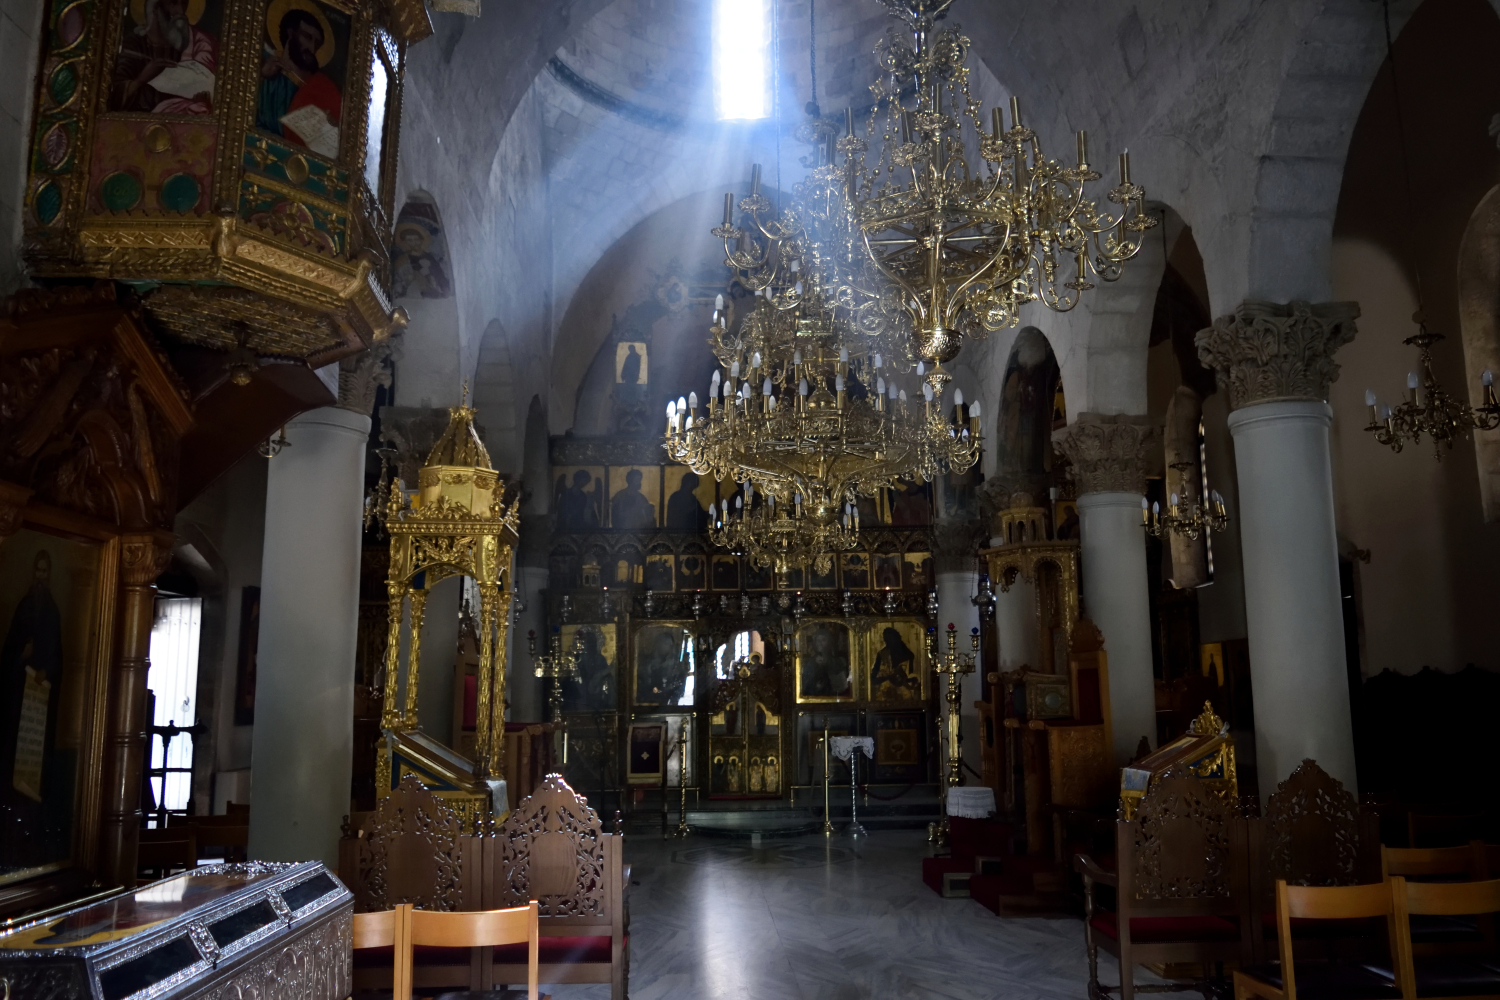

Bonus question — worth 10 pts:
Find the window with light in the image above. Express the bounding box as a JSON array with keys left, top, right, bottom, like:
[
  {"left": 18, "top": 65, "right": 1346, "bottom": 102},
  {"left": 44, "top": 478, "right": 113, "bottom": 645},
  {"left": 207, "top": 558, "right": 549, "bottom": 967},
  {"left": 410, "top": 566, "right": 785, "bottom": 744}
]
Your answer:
[{"left": 713, "top": 0, "right": 772, "bottom": 121}]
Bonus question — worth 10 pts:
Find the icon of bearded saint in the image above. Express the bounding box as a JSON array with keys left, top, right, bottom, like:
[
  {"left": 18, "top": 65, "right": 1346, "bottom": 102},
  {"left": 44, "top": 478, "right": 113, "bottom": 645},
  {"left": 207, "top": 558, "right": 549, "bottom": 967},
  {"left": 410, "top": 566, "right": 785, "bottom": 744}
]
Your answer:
[{"left": 112, "top": 0, "right": 217, "bottom": 114}]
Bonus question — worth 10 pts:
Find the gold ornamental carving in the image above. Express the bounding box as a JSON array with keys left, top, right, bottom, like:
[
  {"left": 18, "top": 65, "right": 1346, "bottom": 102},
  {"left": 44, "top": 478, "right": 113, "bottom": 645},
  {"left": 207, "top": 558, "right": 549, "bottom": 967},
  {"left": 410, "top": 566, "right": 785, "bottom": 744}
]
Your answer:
[
  {"left": 379, "top": 399, "right": 518, "bottom": 788},
  {"left": 20, "top": 0, "right": 426, "bottom": 363},
  {"left": 1052, "top": 413, "right": 1162, "bottom": 496},
  {"left": 1195, "top": 300, "right": 1361, "bottom": 410}
]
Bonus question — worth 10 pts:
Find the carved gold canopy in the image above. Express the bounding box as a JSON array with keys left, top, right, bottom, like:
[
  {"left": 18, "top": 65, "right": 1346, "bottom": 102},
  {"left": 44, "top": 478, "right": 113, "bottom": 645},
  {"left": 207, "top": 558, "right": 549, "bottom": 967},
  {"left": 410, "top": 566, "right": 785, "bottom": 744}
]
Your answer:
[
  {"left": 22, "top": 0, "right": 431, "bottom": 365},
  {"left": 380, "top": 402, "right": 518, "bottom": 799}
]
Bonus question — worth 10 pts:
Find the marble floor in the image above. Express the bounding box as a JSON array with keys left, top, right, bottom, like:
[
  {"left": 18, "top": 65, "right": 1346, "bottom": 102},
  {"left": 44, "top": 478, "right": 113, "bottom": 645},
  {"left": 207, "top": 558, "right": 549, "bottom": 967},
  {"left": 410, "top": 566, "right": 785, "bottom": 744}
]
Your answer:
[{"left": 542, "top": 829, "right": 1142, "bottom": 1000}]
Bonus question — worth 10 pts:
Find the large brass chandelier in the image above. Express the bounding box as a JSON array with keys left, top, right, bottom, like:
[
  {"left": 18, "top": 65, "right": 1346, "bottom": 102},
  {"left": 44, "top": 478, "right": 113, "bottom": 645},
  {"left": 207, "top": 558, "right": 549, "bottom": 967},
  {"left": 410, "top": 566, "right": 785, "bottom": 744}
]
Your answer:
[
  {"left": 714, "top": 0, "right": 1157, "bottom": 383},
  {"left": 665, "top": 286, "right": 981, "bottom": 574}
]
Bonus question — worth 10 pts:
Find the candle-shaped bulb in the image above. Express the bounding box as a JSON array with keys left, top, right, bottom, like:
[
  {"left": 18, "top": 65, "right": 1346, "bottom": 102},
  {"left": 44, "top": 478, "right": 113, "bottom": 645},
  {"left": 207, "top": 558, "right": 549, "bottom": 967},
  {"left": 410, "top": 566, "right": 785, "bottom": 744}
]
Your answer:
[
  {"left": 799, "top": 378, "right": 810, "bottom": 395},
  {"left": 1152, "top": 500, "right": 1160, "bottom": 515},
  {"left": 731, "top": 360, "right": 741, "bottom": 377},
  {"left": 1485, "top": 370, "right": 1495, "bottom": 387},
  {"left": 1141, "top": 496, "right": 1149, "bottom": 510},
  {"left": 888, "top": 380, "right": 898, "bottom": 399},
  {"left": 793, "top": 349, "right": 802, "bottom": 366},
  {"left": 722, "top": 379, "right": 733, "bottom": 398},
  {"left": 1381, "top": 404, "right": 1393, "bottom": 420},
  {"left": 969, "top": 400, "right": 981, "bottom": 418},
  {"left": 835, "top": 373, "right": 846, "bottom": 391},
  {"left": 954, "top": 388, "right": 964, "bottom": 406},
  {"left": 715, "top": 293, "right": 724, "bottom": 311},
  {"left": 762, "top": 376, "right": 773, "bottom": 396},
  {"left": 876, "top": 377, "right": 886, "bottom": 395},
  {"left": 922, "top": 383, "right": 934, "bottom": 402},
  {"left": 839, "top": 347, "right": 849, "bottom": 363},
  {"left": 899, "top": 389, "right": 908, "bottom": 402},
  {"left": 917, "top": 361, "right": 926, "bottom": 376},
  {"left": 767, "top": 395, "right": 777, "bottom": 411},
  {"left": 1365, "top": 389, "right": 1376, "bottom": 407},
  {"left": 688, "top": 391, "right": 698, "bottom": 409},
  {"left": 793, "top": 280, "right": 803, "bottom": 295},
  {"left": 874, "top": 353, "right": 883, "bottom": 369},
  {"left": 735, "top": 495, "right": 743, "bottom": 509},
  {"left": 677, "top": 396, "right": 687, "bottom": 411},
  {"left": 1170, "top": 493, "right": 1179, "bottom": 506},
  {"left": 1408, "top": 371, "right": 1419, "bottom": 390},
  {"left": 752, "top": 351, "right": 762, "bottom": 368}
]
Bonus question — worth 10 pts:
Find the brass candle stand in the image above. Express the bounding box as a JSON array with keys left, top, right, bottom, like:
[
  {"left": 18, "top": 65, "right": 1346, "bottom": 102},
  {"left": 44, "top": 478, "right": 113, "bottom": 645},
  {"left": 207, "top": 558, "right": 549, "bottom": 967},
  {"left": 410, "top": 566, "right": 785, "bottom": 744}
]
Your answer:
[
  {"left": 929, "top": 623, "right": 979, "bottom": 849},
  {"left": 529, "top": 627, "right": 582, "bottom": 769},
  {"left": 674, "top": 728, "right": 692, "bottom": 838},
  {"left": 820, "top": 717, "right": 835, "bottom": 837}
]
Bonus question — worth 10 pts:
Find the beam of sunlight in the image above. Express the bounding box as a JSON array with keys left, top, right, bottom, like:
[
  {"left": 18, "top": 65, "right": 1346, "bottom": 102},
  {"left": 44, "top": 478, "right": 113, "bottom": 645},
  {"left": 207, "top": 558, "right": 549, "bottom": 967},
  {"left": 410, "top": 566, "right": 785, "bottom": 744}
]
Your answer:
[{"left": 713, "top": 0, "right": 771, "bottom": 121}]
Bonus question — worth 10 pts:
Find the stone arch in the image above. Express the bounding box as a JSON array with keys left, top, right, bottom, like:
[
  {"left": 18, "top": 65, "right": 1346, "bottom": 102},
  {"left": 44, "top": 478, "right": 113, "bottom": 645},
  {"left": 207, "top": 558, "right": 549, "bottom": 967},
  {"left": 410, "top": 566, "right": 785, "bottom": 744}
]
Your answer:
[
  {"left": 1235, "top": 0, "right": 1422, "bottom": 307},
  {"left": 1458, "top": 183, "right": 1500, "bottom": 522},
  {"left": 390, "top": 190, "right": 462, "bottom": 408},
  {"left": 994, "top": 327, "right": 1063, "bottom": 490}
]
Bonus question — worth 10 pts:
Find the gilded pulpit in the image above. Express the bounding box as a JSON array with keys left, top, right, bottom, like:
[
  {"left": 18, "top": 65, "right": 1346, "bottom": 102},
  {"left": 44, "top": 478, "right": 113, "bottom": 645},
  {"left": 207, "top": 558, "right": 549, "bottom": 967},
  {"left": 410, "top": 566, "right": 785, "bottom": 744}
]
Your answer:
[{"left": 22, "top": 0, "right": 426, "bottom": 366}]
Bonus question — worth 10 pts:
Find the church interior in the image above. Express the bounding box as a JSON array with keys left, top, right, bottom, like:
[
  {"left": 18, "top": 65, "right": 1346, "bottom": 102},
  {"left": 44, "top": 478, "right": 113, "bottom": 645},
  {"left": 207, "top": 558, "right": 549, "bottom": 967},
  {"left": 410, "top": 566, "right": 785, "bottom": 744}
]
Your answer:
[{"left": 3, "top": 0, "right": 1500, "bottom": 996}]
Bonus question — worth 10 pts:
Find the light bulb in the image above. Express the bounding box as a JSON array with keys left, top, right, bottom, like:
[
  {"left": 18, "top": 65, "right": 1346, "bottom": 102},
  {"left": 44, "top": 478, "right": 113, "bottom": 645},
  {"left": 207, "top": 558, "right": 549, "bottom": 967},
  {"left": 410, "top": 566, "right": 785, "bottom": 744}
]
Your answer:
[
  {"left": 752, "top": 352, "right": 762, "bottom": 368},
  {"left": 1365, "top": 389, "right": 1376, "bottom": 407},
  {"left": 839, "top": 347, "right": 849, "bottom": 363},
  {"left": 1485, "top": 370, "right": 1494, "bottom": 387},
  {"left": 793, "top": 349, "right": 802, "bottom": 365},
  {"left": 731, "top": 361, "right": 741, "bottom": 377},
  {"left": 917, "top": 361, "right": 926, "bottom": 376},
  {"left": 767, "top": 395, "right": 777, "bottom": 411},
  {"left": 794, "top": 281, "right": 803, "bottom": 295},
  {"left": 877, "top": 377, "right": 886, "bottom": 394},
  {"left": 715, "top": 293, "right": 724, "bottom": 310},
  {"left": 954, "top": 388, "right": 964, "bottom": 406},
  {"left": 888, "top": 381, "right": 898, "bottom": 399},
  {"left": 922, "top": 384, "right": 934, "bottom": 402},
  {"left": 1152, "top": 501, "right": 1160, "bottom": 514},
  {"left": 835, "top": 374, "right": 845, "bottom": 391},
  {"left": 1381, "top": 404, "right": 1393, "bottom": 420},
  {"left": 667, "top": 401, "right": 676, "bottom": 418},
  {"left": 1408, "top": 371, "right": 1419, "bottom": 390},
  {"left": 735, "top": 495, "right": 743, "bottom": 509},
  {"left": 685, "top": 415, "right": 693, "bottom": 429},
  {"left": 1141, "top": 496, "right": 1149, "bottom": 510},
  {"left": 799, "top": 378, "right": 810, "bottom": 395},
  {"left": 874, "top": 353, "right": 883, "bottom": 369},
  {"left": 970, "top": 400, "right": 981, "bottom": 418},
  {"left": 899, "top": 389, "right": 907, "bottom": 402},
  {"left": 688, "top": 391, "right": 698, "bottom": 409},
  {"left": 677, "top": 396, "right": 687, "bottom": 411},
  {"left": 723, "top": 380, "right": 732, "bottom": 398},
  {"left": 763, "top": 376, "right": 773, "bottom": 395},
  {"left": 1170, "top": 493, "right": 1179, "bottom": 506}
]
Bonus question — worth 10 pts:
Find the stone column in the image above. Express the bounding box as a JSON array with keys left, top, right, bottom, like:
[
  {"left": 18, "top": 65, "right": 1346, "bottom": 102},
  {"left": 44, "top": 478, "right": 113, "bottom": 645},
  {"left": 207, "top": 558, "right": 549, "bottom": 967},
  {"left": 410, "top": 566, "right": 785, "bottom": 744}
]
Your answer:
[
  {"left": 249, "top": 353, "right": 377, "bottom": 864},
  {"left": 1196, "top": 300, "right": 1360, "bottom": 792},
  {"left": 1054, "top": 414, "right": 1161, "bottom": 764}
]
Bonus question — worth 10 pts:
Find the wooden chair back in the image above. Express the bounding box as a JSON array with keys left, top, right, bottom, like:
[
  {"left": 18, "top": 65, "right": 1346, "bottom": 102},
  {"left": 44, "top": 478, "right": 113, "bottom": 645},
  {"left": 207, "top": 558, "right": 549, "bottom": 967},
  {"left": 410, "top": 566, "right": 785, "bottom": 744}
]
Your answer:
[
  {"left": 137, "top": 827, "right": 197, "bottom": 882},
  {"left": 1274, "top": 881, "right": 1407, "bottom": 1000},
  {"left": 1396, "top": 876, "right": 1500, "bottom": 918},
  {"left": 407, "top": 903, "right": 539, "bottom": 1000},
  {"left": 347, "top": 773, "right": 480, "bottom": 913},
  {"left": 1119, "top": 769, "right": 1250, "bottom": 921},
  {"left": 353, "top": 905, "right": 412, "bottom": 1000},
  {"left": 1382, "top": 842, "right": 1489, "bottom": 881}
]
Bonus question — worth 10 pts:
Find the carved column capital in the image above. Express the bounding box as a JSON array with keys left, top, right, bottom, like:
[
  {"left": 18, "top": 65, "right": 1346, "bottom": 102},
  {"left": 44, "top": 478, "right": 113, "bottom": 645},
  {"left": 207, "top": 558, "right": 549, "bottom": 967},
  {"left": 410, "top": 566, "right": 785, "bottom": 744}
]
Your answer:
[
  {"left": 1052, "top": 413, "right": 1162, "bottom": 496},
  {"left": 337, "top": 335, "right": 400, "bottom": 415},
  {"left": 120, "top": 531, "right": 174, "bottom": 586},
  {"left": 1194, "top": 300, "right": 1360, "bottom": 410}
]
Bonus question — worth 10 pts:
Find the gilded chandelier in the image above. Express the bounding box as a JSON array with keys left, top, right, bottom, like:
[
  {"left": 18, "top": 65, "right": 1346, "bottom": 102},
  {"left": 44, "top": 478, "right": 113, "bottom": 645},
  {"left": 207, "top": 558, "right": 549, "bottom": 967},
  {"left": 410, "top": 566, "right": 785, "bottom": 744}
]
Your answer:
[
  {"left": 1364, "top": 326, "right": 1500, "bottom": 460},
  {"left": 664, "top": 290, "right": 981, "bottom": 572},
  {"left": 1143, "top": 463, "right": 1229, "bottom": 541},
  {"left": 715, "top": 0, "right": 1157, "bottom": 381}
]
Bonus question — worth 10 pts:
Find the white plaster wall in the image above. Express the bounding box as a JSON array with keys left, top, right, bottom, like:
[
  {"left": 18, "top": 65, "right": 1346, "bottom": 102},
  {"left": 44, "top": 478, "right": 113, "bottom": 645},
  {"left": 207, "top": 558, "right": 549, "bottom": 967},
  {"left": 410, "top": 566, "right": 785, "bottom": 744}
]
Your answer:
[{"left": 1328, "top": 238, "right": 1500, "bottom": 675}]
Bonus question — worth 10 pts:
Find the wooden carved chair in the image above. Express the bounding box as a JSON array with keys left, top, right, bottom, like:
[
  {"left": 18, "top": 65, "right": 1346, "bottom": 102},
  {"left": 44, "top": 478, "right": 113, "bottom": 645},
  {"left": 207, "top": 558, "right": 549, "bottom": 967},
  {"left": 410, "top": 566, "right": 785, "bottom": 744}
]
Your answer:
[
  {"left": 344, "top": 774, "right": 484, "bottom": 995},
  {"left": 1074, "top": 769, "right": 1254, "bottom": 1000},
  {"left": 483, "top": 773, "right": 628, "bottom": 1000},
  {"left": 1249, "top": 760, "right": 1383, "bottom": 961}
]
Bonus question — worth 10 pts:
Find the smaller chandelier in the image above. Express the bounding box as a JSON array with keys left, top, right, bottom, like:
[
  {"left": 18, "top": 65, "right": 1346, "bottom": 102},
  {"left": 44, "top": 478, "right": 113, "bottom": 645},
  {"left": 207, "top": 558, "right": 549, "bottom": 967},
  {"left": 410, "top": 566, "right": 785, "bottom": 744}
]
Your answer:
[
  {"left": 707, "top": 480, "right": 861, "bottom": 576},
  {"left": 1143, "top": 462, "right": 1228, "bottom": 541},
  {"left": 1364, "top": 326, "right": 1500, "bottom": 460}
]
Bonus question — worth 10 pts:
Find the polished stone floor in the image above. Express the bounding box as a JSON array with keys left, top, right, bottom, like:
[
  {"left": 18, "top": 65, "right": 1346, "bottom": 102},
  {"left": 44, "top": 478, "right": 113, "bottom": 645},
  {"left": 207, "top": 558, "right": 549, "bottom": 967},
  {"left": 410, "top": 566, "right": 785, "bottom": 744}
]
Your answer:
[{"left": 542, "top": 829, "right": 1136, "bottom": 1000}]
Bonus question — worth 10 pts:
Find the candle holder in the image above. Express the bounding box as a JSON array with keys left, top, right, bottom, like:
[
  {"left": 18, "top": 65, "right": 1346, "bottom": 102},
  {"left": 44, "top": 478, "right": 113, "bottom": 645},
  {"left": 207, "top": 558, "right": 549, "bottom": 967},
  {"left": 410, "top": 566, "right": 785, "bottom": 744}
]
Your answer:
[
  {"left": 529, "top": 627, "right": 581, "bottom": 724},
  {"left": 928, "top": 623, "right": 978, "bottom": 849},
  {"left": 831, "top": 735, "right": 875, "bottom": 838}
]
